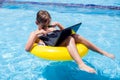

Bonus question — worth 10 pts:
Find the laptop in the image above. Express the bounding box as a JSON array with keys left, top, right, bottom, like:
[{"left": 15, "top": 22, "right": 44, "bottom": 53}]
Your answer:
[
  {"left": 65, "top": 22, "right": 82, "bottom": 33},
  {"left": 55, "top": 22, "right": 82, "bottom": 46},
  {"left": 40, "top": 22, "right": 82, "bottom": 46}
]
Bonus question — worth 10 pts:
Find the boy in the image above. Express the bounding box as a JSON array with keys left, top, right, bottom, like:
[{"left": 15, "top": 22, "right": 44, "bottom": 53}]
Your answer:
[{"left": 25, "top": 10, "right": 115, "bottom": 73}]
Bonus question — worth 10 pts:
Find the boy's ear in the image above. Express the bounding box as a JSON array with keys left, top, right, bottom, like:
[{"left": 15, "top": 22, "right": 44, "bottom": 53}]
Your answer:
[{"left": 35, "top": 21, "right": 39, "bottom": 25}]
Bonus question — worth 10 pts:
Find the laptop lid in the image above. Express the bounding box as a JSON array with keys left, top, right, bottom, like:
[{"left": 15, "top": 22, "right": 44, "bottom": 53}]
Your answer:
[
  {"left": 65, "top": 22, "right": 82, "bottom": 33},
  {"left": 55, "top": 22, "right": 82, "bottom": 46}
]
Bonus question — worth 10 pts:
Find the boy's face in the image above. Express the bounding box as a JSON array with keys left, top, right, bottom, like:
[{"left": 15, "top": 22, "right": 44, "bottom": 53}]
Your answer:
[
  {"left": 41, "top": 19, "right": 51, "bottom": 29},
  {"left": 36, "top": 20, "right": 50, "bottom": 29}
]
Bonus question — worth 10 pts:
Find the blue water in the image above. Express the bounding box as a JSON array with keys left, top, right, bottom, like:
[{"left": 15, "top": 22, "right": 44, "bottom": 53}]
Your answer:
[
  {"left": 0, "top": 1, "right": 120, "bottom": 80},
  {"left": 14, "top": 0, "right": 120, "bottom": 6}
]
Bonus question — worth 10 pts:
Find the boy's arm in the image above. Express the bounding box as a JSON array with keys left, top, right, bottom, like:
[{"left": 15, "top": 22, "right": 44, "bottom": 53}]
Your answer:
[
  {"left": 25, "top": 29, "right": 46, "bottom": 51},
  {"left": 25, "top": 32, "right": 38, "bottom": 51},
  {"left": 57, "top": 22, "right": 65, "bottom": 30}
]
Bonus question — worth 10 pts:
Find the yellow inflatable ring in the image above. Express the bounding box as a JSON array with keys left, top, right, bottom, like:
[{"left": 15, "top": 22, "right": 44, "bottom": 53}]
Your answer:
[{"left": 30, "top": 43, "right": 88, "bottom": 61}]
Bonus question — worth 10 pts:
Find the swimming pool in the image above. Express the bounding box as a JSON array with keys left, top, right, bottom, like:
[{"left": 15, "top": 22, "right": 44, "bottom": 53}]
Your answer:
[
  {"left": 0, "top": 0, "right": 120, "bottom": 80},
  {"left": 10, "top": 0, "right": 120, "bottom": 6}
]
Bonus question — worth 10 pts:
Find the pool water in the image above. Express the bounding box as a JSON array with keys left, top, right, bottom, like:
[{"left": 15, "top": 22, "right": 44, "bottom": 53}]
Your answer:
[
  {"left": 14, "top": 0, "right": 120, "bottom": 6},
  {"left": 0, "top": 1, "right": 120, "bottom": 80}
]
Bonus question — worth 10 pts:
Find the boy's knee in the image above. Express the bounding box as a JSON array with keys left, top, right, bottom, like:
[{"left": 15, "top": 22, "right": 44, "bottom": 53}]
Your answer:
[
  {"left": 68, "top": 36, "right": 75, "bottom": 42},
  {"left": 72, "top": 34, "right": 79, "bottom": 38},
  {"left": 62, "top": 36, "right": 75, "bottom": 46}
]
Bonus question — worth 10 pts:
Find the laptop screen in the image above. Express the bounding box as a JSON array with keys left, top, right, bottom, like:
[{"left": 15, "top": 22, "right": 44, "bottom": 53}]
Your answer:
[
  {"left": 65, "top": 22, "right": 82, "bottom": 33},
  {"left": 55, "top": 22, "right": 82, "bottom": 46}
]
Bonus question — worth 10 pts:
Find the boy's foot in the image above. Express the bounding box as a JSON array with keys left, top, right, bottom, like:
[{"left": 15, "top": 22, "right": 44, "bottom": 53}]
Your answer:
[
  {"left": 78, "top": 63, "right": 96, "bottom": 73},
  {"left": 102, "top": 51, "right": 115, "bottom": 59}
]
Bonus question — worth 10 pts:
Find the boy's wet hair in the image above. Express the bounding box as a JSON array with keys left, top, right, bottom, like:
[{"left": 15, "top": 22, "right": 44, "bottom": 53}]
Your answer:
[{"left": 36, "top": 10, "right": 51, "bottom": 29}]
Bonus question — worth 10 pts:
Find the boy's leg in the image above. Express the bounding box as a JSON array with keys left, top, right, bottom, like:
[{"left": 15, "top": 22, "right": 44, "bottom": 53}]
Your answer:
[
  {"left": 60, "top": 36, "right": 96, "bottom": 73},
  {"left": 72, "top": 34, "right": 114, "bottom": 59}
]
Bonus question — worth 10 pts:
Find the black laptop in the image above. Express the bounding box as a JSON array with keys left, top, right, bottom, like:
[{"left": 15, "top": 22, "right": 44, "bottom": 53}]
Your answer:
[
  {"left": 55, "top": 22, "right": 82, "bottom": 46},
  {"left": 39, "top": 22, "right": 82, "bottom": 46}
]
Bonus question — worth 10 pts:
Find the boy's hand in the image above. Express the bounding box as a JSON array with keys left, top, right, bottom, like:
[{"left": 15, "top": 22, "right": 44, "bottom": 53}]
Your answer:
[
  {"left": 34, "top": 29, "right": 47, "bottom": 35},
  {"left": 50, "top": 22, "right": 60, "bottom": 27}
]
